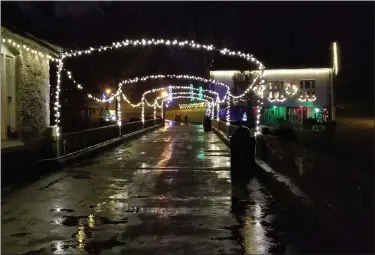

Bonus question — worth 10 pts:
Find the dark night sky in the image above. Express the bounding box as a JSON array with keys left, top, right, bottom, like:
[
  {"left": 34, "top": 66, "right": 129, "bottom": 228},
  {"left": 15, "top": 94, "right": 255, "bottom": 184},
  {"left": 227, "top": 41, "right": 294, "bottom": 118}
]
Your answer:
[{"left": 2, "top": 2, "right": 374, "bottom": 105}]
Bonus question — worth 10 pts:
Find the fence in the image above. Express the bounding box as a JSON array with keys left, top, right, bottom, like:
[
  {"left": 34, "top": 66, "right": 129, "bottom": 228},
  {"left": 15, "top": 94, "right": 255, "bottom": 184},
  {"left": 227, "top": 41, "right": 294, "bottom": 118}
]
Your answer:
[
  {"left": 214, "top": 119, "right": 371, "bottom": 224},
  {"left": 212, "top": 120, "right": 240, "bottom": 137},
  {"left": 60, "top": 118, "right": 162, "bottom": 156}
]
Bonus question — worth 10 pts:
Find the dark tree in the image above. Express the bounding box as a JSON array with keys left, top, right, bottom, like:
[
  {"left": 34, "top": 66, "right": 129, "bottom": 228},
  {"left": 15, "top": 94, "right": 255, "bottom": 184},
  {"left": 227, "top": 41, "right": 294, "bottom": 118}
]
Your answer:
[{"left": 232, "top": 71, "right": 258, "bottom": 128}]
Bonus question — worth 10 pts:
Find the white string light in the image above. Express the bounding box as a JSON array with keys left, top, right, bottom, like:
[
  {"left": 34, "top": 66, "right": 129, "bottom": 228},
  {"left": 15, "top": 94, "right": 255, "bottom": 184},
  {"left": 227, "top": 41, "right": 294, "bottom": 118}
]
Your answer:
[
  {"left": 64, "top": 69, "right": 117, "bottom": 103},
  {"left": 179, "top": 102, "right": 208, "bottom": 109},
  {"left": 54, "top": 59, "right": 63, "bottom": 136},
  {"left": 1, "top": 37, "right": 59, "bottom": 62},
  {"left": 226, "top": 90, "right": 231, "bottom": 126},
  {"left": 285, "top": 83, "right": 298, "bottom": 96},
  {"left": 118, "top": 75, "right": 228, "bottom": 103},
  {"left": 207, "top": 102, "right": 211, "bottom": 117},
  {"left": 155, "top": 94, "right": 213, "bottom": 122},
  {"left": 268, "top": 97, "right": 287, "bottom": 103},
  {"left": 57, "top": 37, "right": 265, "bottom": 137},
  {"left": 298, "top": 95, "right": 317, "bottom": 102},
  {"left": 61, "top": 39, "right": 264, "bottom": 74},
  {"left": 153, "top": 103, "right": 157, "bottom": 120},
  {"left": 141, "top": 100, "right": 145, "bottom": 123},
  {"left": 117, "top": 87, "right": 122, "bottom": 126},
  {"left": 216, "top": 97, "right": 220, "bottom": 121}
]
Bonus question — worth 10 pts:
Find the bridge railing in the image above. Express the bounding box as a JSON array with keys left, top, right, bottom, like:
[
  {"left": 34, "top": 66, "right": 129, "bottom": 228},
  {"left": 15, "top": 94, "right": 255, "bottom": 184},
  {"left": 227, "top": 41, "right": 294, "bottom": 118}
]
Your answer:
[
  {"left": 213, "top": 120, "right": 239, "bottom": 138},
  {"left": 60, "top": 118, "right": 162, "bottom": 156}
]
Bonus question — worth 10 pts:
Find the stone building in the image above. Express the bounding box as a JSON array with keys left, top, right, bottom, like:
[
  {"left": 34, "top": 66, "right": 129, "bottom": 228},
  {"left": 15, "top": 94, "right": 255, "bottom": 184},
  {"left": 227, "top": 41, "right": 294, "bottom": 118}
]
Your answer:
[{"left": 1, "top": 26, "right": 62, "bottom": 149}]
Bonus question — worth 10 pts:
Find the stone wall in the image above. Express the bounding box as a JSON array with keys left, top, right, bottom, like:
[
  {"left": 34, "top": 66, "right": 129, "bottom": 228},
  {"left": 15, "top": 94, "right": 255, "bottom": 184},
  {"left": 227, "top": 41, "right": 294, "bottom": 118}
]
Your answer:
[{"left": 2, "top": 27, "right": 55, "bottom": 143}]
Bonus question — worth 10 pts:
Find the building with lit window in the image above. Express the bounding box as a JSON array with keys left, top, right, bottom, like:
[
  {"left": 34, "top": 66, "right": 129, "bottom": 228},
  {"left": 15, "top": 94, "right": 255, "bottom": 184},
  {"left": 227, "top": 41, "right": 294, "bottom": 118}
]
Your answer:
[
  {"left": 210, "top": 68, "right": 335, "bottom": 126},
  {"left": 210, "top": 43, "right": 338, "bottom": 127}
]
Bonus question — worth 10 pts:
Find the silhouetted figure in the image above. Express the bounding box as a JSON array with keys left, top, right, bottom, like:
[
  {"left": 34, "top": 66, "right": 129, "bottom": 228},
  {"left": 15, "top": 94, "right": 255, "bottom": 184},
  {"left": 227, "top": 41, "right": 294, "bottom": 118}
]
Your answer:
[
  {"left": 230, "top": 126, "right": 256, "bottom": 184},
  {"left": 184, "top": 115, "right": 188, "bottom": 123}
]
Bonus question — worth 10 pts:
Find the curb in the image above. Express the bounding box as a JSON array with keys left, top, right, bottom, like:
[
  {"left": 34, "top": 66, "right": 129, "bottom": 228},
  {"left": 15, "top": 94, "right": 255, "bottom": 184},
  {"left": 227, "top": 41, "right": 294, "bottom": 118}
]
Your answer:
[{"left": 212, "top": 126, "right": 373, "bottom": 252}]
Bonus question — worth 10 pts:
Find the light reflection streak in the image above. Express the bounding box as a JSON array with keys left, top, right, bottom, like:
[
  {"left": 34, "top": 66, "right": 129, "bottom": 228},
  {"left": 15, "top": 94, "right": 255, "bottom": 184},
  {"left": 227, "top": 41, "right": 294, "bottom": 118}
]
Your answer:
[
  {"left": 77, "top": 224, "right": 86, "bottom": 250},
  {"left": 243, "top": 203, "right": 268, "bottom": 254},
  {"left": 54, "top": 241, "right": 63, "bottom": 253},
  {"left": 156, "top": 140, "right": 173, "bottom": 167}
]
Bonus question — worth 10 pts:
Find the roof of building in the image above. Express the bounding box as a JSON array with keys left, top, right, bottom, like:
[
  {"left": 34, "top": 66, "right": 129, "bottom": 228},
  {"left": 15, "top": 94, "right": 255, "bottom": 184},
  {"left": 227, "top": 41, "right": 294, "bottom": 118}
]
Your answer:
[{"left": 2, "top": 25, "right": 65, "bottom": 56}]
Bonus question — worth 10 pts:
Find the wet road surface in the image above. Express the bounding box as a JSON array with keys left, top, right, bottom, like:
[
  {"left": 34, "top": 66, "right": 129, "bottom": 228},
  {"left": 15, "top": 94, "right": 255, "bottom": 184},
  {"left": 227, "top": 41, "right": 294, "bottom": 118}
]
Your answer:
[{"left": 2, "top": 123, "right": 338, "bottom": 254}]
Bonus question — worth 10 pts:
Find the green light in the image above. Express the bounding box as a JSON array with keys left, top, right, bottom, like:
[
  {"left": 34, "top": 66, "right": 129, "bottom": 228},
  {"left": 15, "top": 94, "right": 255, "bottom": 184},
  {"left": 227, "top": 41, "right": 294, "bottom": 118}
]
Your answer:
[
  {"left": 273, "top": 106, "right": 277, "bottom": 109},
  {"left": 314, "top": 108, "right": 320, "bottom": 113},
  {"left": 198, "top": 86, "right": 203, "bottom": 100}
]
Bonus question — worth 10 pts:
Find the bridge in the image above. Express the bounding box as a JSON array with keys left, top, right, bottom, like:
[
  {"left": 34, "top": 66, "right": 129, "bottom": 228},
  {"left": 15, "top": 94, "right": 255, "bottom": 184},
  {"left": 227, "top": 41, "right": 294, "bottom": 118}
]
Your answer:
[
  {"left": 1, "top": 36, "right": 372, "bottom": 254},
  {"left": 2, "top": 120, "right": 345, "bottom": 255}
]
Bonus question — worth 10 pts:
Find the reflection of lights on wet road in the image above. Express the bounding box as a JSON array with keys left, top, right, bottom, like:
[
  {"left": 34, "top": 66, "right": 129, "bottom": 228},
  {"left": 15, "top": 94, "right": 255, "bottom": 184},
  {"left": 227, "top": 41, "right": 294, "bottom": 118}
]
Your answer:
[
  {"left": 88, "top": 214, "right": 95, "bottom": 228},
  {"left": 156, "top": 141, "right": 173, "bottom": 167},
  {"left": 141, "top": 162, "right": 150, "bottom": 168},
  {"left": 243, "top": 202, "right": 268, "bottom": 253},
  {"left": 215, "top": 170, "right": 230, "bottom": 180},
  {"left": 109, "top": 191, "right": 129, "bottom": 200},
  {"left": 54, "top": 241, "right": 64, "bottom": 253},
  {"left": 77, "top": 225, "right": 86, "bottom": 250},
  {"left": 197, "top": 148, "right": 205, "bottom": 159},
  {"left": 53, "top": 217, "right": 64, "bottom": 225}
]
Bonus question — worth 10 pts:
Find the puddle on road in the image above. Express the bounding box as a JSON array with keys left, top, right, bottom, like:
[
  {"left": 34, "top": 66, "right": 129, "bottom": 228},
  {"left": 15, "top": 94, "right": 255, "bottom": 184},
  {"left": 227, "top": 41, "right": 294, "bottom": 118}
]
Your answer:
[
  {"left": 50, "top": 208, "right": 75, "bottom": 213},
  {"left": 58, "top": 215, "right": 128, "bottom": 227}
]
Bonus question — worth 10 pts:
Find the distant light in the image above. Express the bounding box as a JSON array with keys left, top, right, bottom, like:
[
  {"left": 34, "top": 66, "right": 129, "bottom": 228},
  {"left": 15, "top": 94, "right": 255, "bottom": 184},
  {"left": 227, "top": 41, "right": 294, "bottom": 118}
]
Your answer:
[
  {"left": 105, "top": 88, "right": 111, "bottom": 94},
  {"left": 273, "top": 106, "right": 276, "bottom": 109},
  {"left": 333, "top": 42, "right": 339, "bottom": 75},
  {"left": 161, "top": 91, "right": 168, "bottom": 97},
  {"left": 315, "top": 108, "right": 320, "bottom": 113},
  {"left": 112, "top": 116, "right": 116, "bottom": 120},
  {"left": 210, "top": 68, "right": 332, "bottom": 77}
]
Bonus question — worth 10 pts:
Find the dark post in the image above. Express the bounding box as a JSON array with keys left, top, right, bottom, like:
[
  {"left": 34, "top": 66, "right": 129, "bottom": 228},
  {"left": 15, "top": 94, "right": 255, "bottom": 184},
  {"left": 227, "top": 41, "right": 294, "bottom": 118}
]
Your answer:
[
  {"left": 203, "top": 116, "right": 212, "bottom": 132},
  {"left": 230, "top": 126, "right": 256, "bottom": 185}
]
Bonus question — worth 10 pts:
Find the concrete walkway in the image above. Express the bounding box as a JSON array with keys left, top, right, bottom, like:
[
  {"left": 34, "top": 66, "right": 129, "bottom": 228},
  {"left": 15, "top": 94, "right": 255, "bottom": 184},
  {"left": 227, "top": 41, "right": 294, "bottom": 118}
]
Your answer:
[{"left": 2, "top": 122, "right": 334, "bottom": 254}]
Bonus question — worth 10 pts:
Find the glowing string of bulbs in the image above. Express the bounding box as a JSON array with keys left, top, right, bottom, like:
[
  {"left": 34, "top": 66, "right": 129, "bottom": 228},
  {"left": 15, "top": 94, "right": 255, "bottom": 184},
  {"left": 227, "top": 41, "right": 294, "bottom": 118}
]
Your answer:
[
  {"left": 153, "top": 93, "right": 215, "bottom": 124},
  {"left": 1, "top": 37, "right": 59, "bottom": 62},
  {"left": 64, "top": 70, "right": 229, "bottom": 104},
  {"left": 56, "top": 37, "right": 266, "bottom": 136}
]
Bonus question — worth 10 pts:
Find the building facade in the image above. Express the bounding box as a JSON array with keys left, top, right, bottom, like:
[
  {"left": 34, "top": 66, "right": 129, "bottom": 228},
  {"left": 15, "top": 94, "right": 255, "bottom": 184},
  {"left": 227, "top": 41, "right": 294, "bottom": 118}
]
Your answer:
[
  {"left": 210, "top": 68, "right": 335, "bottom": 126},
  {"left": 1, "top": 27, "right": 61, "bottom": 147}
]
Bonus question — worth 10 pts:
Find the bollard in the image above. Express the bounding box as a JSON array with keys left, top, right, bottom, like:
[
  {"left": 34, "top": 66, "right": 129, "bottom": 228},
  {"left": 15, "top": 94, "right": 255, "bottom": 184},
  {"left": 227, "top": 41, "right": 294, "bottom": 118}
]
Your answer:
[
  {"left": 203, "top": 116, "right": 207, "bottom": 131},
  {"left": 206, "top": 116, "right": 212, "bottom": 131},
  {"left": 230, "top": 126, "right": 256, "bottom": 185},
  {"left": 203, "top": 116, "right": 211, "bottom": 132}
]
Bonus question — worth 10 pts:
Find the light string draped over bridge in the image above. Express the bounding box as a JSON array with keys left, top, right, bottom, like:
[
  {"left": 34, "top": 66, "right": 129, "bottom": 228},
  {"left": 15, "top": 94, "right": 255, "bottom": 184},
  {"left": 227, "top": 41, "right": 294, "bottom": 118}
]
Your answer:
[
  {"left": 52, "top": 37, "right": 266, "bottom": 138},
  {"left": 63, "top": 70, "right": 230, "bottom": 103},
  {"left": 142, "top": 91, "right": 216, "bottom": 124}
]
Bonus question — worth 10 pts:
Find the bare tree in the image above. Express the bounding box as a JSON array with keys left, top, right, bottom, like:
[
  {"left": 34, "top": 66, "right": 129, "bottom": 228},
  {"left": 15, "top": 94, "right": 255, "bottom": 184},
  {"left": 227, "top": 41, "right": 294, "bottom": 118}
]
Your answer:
[{"left": 232, "top": 71, "right": 257, "bottom": 128}]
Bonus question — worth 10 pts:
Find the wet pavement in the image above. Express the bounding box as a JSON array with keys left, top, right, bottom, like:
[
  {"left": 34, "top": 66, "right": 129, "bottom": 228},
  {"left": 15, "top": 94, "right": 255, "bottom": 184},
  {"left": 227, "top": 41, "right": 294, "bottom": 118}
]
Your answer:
[{"left": 2, "top": 122, "right": 339, "bottom": 254}]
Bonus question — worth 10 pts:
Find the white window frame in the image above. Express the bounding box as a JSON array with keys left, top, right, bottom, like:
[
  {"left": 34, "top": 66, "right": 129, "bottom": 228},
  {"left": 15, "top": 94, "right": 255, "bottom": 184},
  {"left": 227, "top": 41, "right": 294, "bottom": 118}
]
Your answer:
[
  {"left": 267, "top": 80, "right": 284, "bottom": 98},
  {"left": 300, "top": 80, "right": 316, "bottom": 98},
  {"left": 1, "top": 44, "right": 17, "bottom": 139}
]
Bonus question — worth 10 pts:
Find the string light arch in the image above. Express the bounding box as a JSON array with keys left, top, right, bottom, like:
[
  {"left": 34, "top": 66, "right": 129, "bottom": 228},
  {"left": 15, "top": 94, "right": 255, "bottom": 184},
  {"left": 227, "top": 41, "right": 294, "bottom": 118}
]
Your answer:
[{"left": 55, "top": 37, "right": 265, "bottom": 136}]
